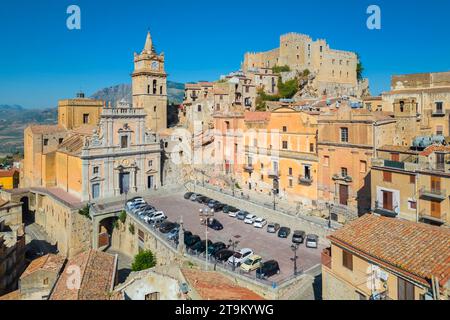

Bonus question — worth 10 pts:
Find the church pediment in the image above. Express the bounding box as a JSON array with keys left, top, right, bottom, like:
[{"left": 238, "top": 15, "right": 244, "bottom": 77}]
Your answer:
[{"left": 90, "top": 176, "right": 105, "bottom": 183}]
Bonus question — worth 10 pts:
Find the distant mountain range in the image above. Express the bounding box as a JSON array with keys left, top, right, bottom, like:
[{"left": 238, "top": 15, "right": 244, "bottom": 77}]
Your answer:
[
  {"left": 0, "top": 81, "right": 185, "bottom": 155},
  {"left": 91, "top": 81, "right": 185, "bottom": 106}
]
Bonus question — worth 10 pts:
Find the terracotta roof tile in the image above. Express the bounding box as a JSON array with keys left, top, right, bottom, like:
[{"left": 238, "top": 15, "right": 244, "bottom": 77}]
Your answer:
[
  {"left": 0, "top": 169, "right": 18, "bottom": 178},
  {"left": 50, "top": 250, "right": 116, "bottom": 300},
  {"left": 28, "top": 125, "right": 67, "bottom": 135},
  {"left": 328, "top": 215, "right": 450, "bottom": 287},
  {"left": 181, "top": 268, "right": 264, "bottom": 300},
  {"left": 21, "top": 254, "right": 65, "bottom": 278},
  {"left": 420, "top": 145, "right": 450, "bottom": 157},
  {"left": 244, "top": 111, "right": 271, "bottom": 122}
]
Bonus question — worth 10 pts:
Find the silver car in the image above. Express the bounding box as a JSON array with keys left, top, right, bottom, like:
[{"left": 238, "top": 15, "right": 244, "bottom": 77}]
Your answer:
[{"left": 267, "top": 223, "right": 281, "bottom": 233}]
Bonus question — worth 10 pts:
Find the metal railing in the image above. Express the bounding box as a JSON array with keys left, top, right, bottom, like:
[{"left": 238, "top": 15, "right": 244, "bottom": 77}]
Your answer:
[{"left": 419, "top": 187, "right": 447, "bottom": 199}]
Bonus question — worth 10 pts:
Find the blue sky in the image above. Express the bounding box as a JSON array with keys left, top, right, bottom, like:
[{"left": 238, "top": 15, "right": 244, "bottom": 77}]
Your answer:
[{"left": 0, "top": 0, "right": 449, "bottom": 108}]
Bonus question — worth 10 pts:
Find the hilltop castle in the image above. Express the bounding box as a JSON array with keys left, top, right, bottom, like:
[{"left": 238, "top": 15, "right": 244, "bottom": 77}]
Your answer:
[{"left": 242, "top": 33, "right": 363, "bottom": 97}]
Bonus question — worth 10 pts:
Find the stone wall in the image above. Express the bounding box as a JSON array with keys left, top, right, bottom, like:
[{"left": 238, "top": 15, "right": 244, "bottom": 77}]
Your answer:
[{"left": 322, "top": 266, "right": 356, "bottom": 300}]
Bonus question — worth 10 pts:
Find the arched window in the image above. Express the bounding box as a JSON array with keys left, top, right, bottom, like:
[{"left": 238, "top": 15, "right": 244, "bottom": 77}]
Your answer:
[
  {"left": 153, "top": 80, "right": 157, "bottom": 94},
  {"left": 160, "top": 86, "right": 163, "bottom": 95},
  {"left": 147, "top": 85, "right": 150, "bottom": 94}
]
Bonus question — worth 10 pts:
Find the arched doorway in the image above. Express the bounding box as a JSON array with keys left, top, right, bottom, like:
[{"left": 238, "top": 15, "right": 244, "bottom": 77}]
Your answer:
[
  {"left": 97, "top": 217, "right": 116, "bottom": 250},
  {"left": 20, "top": 196, "right": 33, "bottom": 225}
]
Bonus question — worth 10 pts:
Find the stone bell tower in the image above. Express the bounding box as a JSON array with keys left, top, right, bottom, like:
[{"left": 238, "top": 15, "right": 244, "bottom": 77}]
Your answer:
[{"left": 132, "top": 31, "right": 168, "bottom": 132}]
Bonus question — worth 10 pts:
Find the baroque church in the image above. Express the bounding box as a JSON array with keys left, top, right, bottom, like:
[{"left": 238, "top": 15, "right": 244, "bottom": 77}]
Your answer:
[{"left": 22, "top": 31, "right": 169, "bottom": 203}]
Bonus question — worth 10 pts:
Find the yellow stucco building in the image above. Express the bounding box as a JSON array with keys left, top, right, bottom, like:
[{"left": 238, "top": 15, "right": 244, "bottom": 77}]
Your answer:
[
  {"left": 243, "top": 106, "right": 319, "bottom": 207},
  {"left": 58, "top": 92, "right": 104, "bottom": 130}
]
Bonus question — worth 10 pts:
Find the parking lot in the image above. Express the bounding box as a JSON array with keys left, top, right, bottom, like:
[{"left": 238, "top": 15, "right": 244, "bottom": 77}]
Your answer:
[{"left": 143, "top": 192, "right": 324, "bottom": 283}]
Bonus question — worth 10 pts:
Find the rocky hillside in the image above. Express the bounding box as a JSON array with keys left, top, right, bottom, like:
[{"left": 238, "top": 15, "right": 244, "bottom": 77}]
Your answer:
[{"left": 90, "top": 81, "right": 185, "bottom": 106}]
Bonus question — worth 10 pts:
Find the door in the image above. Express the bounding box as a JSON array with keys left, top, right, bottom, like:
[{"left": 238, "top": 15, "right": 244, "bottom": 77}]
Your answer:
[
  {"left": 147, "top": 175, "right": 154, "bottom": 190},
  {"left": 339, "top": 184, "right": 349, "bottom": 206},
  {"left": 119, "top": 172, "right": 130, "bottom": 194},
  {"left": 382, "top": 191, "right": 393, "bottom": 211},
  {"left": 431, "top": 176, "right": 441, "bottom": 192},
  {"left": 92, "top": 183, "right": 100, "bottom": 199},
  {"left": 391, "top": 153, "right": 400, "bottom": 162},
  {"left": 431, "top": 201, "right": 441, "bottom": 219}
]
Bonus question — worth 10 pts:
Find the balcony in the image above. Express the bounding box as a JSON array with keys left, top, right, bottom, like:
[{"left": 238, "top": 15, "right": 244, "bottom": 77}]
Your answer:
[
  {"left": 374, "top": 207, "right": 398, "bottom": 218},
  {"left": 321, "top": 247, "right": 332, "bottom": 269},
  {"left": 419, "top": 209, "right": 447, "bottom": 225},
  {"left": 268, "top": 170, "right": 280, "bottom": 179},
  {"left": 243, "top": 164, "right": 254, "bottom": 173},
  {"left": 419, "top": 187, "right": 447, "bottom": 201},
  {"left": 332, "top": 174, "right": 352, "bottom": 183},
  {"left": 298, "top": 175, "right": 313, "bottom": 185}
]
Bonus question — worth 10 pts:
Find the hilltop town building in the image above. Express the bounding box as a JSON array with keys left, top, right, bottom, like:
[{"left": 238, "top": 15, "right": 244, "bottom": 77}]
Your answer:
[
  {"left": 58, "top": 92, "right": 104, "bottom": 130},
  {"left": 322, "top": 215, "right": 450, "bottom": 300},
  {"left": 317, "top": 105, "right": 396, "bottom": 221},
  {"left": 382, "top": 71, "right": 450, "bottom": 137}
]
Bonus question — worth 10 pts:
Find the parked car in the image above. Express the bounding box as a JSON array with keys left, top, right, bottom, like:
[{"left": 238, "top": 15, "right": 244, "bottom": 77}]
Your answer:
[
  {"left": 223, "top": 205, "right": 238, "bottom": 214},
  {"left": 207, "top": 242, "right": 227, "bottom": 256},
  {"left": 228, "top": 248, "right": 253, "bottom": 267},
  {"left": 237, "top": 211, "right": 249, "bottom": 221},
  {"left": 184, "top": 192, "right": 194, "bottom": 200},
  {"left": 207, "top": 218, "right": 223, "bottom": 231},
  {"left": 292, "top": 230, "right": 306, "bottom": 244},
  {"left": 159, "top": 221, "right": 179, "bottom": 234},
  {"left": 212, "top": 203, "right": 226, "bottom": 212},
  {"left": 191, "top": 240, "right": 213, "bottom": 254},
  {"left": 256, "top": 260, "right": 280, "bottom": 279},
  {"left": 254, "top": 218, "right": 267, "bottom": 229},
  {"left": 228, "top": 210, "right": 239, "bottom": 218},
  {"left": 267, "top": 223, "right": 281, "bottom": 233},
  {"left": 183, "top": 231, "right": 193, "bottom": 241},
  {"left": 185, "top": 235, "right": 201, "bottom": 248},
  {"left": 131, "top": 203, "right": 147, "bottom": 214},
  {"left": 244, "top": 214, "right": 257, "bottom": 224},
  {"left": 240, "top": 255, "right": 263, "bottom": 272},
  {"left": 148, "top": 212, "right": 167, "bottom": 224},
  {"left": 207, "top": 199, "right": 219, "bottom": 208},
  {"left": 305, "top": 234, "right": 319, "bottom": 249},
  {"left": 196, "top": 196, "right": 207, "bottom": 203},
  {"left": 278, "top": 227, "right": 291, "bottom": 239},
  {"left": 214, "top": 249, "right": 234, "bottom": 262},
  {"left": 127, "top": 197, "right": 145, "bottom": 208},
  {"left": 189, "top": 194, "right": 199, "bottom": 201},
  {"left": 166, "top": 227, "right": 180, "bottom": 241}
]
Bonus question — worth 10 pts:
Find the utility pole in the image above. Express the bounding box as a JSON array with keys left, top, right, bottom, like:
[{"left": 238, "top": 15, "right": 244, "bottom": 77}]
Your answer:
[
  {"left": 291, "top": 244, "right": 299, "bottom": 276},
  {"left": 199, "top": 208, "right": 214, "bottom": 271},
  {"left": 229, "top": 238, "right": 240, "bottom": 272}
]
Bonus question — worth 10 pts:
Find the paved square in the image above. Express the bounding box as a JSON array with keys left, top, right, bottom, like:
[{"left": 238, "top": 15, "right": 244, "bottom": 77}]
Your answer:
[{"left": 145, "top": 192, "right": 324, "bottom": 283}]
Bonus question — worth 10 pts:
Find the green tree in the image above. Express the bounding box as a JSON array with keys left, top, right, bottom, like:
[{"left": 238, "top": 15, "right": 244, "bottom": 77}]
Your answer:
[
  {"left": 78, "top": 205, "right": 92, "bottom": 220},
  {"left": 277, "top": 78, "right": 299, "bottom": 99},
  {"left": 272, "top": 65, "right": 291, "bottom": 73},
  {"left": 119, "top": 210, "right": 127, "bottom": 223},
  {"left": 356, "top": 54, "right": 364, "bottom": 81},
  {"left": 129, "top": 223, "right": 135, "bottom": 235},
  {"left": 131, "top": 250, "right": 157, "bottom": 272}
]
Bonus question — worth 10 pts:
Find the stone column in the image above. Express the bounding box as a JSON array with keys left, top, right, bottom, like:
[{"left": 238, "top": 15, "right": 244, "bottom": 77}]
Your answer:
[
  {"left": 131, "top": 167, "right": 137, "bottom": 193},
  {"left": 114, "top": 168, "right": 120, "bottom": 196},
  {"left": 81, "top": 159, "right": 89, "bottom": 202}
]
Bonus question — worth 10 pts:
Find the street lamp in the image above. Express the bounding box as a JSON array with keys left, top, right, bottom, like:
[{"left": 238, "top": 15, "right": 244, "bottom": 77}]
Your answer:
[
  {"left": 228, "top": 238, "right": 240, "bottom": 272},
  {"left": 199, "top": 208, "right": 214, "bottom": 271},
  {"left": 326, "top": 202, "right": 334, "bottom": 229},
  {"left": 291, "top": 244, "right": 299, "bottom": 276}
]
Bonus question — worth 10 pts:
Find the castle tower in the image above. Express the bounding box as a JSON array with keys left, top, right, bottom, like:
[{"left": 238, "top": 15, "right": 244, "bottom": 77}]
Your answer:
[{"left": 132, "top": 31, "right": 168, "bottom": 132}]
